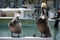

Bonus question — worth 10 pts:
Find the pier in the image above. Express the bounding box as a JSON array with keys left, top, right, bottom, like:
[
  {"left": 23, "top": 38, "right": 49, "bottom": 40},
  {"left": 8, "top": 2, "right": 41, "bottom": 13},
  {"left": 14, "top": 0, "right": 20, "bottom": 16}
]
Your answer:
[{"left": 0, "top": 37, "right": 53, "bottom": 40}]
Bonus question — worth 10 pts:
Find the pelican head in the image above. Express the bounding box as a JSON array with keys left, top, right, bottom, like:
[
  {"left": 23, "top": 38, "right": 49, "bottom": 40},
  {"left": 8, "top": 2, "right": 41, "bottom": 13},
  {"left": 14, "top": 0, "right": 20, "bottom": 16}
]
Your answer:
[
  {"left": 11, "top": 16, "right": 20, "bottom": 25},
  {"left": 41, "top": 2, "right": 47, "bottom": 9},
  {"left": 16, "top": 16, "right": 19, "bottom": 20}
]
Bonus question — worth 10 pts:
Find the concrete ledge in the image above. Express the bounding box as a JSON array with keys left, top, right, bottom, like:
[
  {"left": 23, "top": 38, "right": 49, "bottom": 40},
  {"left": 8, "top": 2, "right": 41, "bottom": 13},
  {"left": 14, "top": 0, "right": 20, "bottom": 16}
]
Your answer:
[{"left": 0, "top": 37, "right": 53, "bottom": 40}]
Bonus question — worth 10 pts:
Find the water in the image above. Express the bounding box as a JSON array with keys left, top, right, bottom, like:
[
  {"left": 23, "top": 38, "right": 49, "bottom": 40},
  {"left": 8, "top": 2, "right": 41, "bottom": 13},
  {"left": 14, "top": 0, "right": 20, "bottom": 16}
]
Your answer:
[
  {"left": 0, "top": 22, "right": 60, "bottom": 40},
  {"left": 0, "top": 26, "right": 40, "bottom": 37}
]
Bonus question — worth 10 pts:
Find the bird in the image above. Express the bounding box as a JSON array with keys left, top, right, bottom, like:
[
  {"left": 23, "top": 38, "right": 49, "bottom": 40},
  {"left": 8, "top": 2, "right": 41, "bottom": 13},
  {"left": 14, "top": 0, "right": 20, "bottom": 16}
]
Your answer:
[
  {"left": 36, "top": 2, "right": 51, "bottom": 37},
  {"left": 8, "top": 16, "right": 22, "bottom": 37}
]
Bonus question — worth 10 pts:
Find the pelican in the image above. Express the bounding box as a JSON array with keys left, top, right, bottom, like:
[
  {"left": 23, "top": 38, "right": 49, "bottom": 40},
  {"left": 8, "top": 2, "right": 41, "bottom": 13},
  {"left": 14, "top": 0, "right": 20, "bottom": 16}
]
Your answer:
[
  {"left": 8, "top": 16, "right": 22, "bottom": 37},
  {"left": 36, "top": 2, "right": 51, "bottom": 37}
]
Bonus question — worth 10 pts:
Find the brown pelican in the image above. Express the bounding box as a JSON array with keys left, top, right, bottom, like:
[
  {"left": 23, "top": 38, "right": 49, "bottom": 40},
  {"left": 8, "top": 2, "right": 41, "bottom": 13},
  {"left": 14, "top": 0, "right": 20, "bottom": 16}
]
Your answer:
[
  {"left": 36, "top": 2, "right": 51, "bottom": 37},
  {"left": 8, "top": 16, "right": 22, "bottom": 37}
]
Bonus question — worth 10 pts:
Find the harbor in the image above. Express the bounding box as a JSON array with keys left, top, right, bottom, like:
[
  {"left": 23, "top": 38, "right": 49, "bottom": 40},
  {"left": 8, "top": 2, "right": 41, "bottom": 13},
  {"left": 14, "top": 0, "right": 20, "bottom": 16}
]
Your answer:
[{"left": 0, "top": 0, "right": 60, "bottom": 40}]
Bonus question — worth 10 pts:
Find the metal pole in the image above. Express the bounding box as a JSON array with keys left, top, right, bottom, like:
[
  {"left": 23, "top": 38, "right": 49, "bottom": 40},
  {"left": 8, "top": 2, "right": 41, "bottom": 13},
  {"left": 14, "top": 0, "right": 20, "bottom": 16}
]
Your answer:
[
  {"left": 38, "top": 0, "right": 39, "bottom": 17},
  {"left": 38, "top": 0, "right": 40, "bottom": 17},
  {"left": 56, "top": 0, "right": 59, "bottom": 10},
  {"left": 54, "top": 0, "right": 56, "bottom": 8}
]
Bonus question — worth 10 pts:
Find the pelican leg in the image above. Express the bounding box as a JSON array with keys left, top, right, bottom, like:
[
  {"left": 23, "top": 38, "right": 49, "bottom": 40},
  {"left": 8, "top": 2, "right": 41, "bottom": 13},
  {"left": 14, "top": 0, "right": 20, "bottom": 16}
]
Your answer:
[
  {"left": 40, "top": 33, "right": 46, "bottom": 37},
  {"left": 11, "top": 32, "right": 13, "bottom": 37},
  {"left": 18, "top": 33, "right": 20, "bottom": 37},
  {"left": 42, "top": 33, "right": 45, "bottom": 37},
  {"left": 44, "top": 34, "right": 46, "bottom": 37},
  {"left": 42, "top": 33, "right": 48, "bottom": 37},
  {"left": 40, "top": 33, "right": 43, "bottom": 37}
]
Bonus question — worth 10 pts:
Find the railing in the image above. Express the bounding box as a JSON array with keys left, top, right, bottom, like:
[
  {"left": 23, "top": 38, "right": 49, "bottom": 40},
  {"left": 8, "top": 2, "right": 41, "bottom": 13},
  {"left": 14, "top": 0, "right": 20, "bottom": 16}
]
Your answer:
[{"left": 0, "top": 8, "right": 35, "bottom": 19}]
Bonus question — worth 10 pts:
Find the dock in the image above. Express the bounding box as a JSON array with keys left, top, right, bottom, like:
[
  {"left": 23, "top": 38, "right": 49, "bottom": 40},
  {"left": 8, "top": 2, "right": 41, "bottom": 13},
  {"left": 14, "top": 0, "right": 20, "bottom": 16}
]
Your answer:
[{"left": 0, "top": 37, "right": 53, "bottom": 40}]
